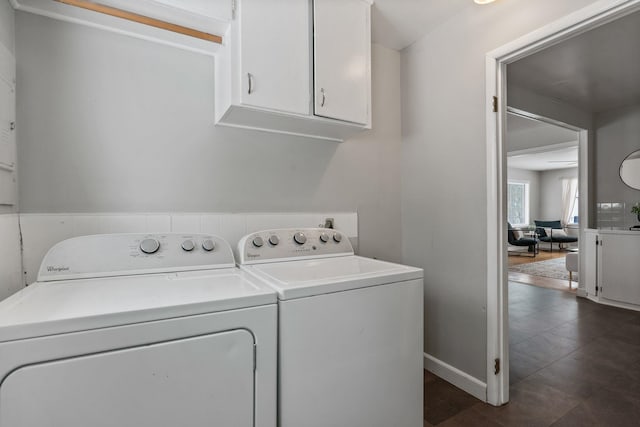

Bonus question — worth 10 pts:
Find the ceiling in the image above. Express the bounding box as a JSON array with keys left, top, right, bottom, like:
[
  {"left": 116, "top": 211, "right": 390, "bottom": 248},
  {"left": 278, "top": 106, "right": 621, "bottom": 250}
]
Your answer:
[
  {"left": 507, "top": 114, "right": 577, "bottom": 153},
  {"left": 508, "top": 10, "right": 640, "bottom": 113},
  {"left": 507, "top": 114, "right": 578, "bottom": 171},
  {"left": 508, "top": 146, "right": 578, "bottom": 171},
  {"left": 371, "top": 0, "right": 470, "bottom": 50}
]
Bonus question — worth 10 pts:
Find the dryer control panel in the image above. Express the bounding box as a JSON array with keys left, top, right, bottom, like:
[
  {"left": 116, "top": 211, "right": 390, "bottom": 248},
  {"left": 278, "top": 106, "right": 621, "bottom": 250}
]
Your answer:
[
  {"left": 38, "top": 233, "right": 236, "bottom": 282},
  {"left": 237, "top": 228, "right": 354, "bottom": 265}
]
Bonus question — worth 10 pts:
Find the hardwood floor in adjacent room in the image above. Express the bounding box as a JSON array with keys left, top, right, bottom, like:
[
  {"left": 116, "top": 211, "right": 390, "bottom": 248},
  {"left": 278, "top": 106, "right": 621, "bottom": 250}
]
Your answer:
[
  {"left": 507, "top": 249, "right": 566, "bottom": 267},
  {"left": 508, "top": 250, "right": 575, "bottom": 293},
  {"left": 424, "top": 281, "right": 640, "bottom": 426}
]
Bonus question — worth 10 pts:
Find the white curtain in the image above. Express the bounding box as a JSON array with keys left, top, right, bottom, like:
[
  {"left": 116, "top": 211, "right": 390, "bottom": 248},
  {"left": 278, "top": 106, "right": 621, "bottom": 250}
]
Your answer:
[{"left": 561, "top": 178, "right": 578, "bottom": 226}]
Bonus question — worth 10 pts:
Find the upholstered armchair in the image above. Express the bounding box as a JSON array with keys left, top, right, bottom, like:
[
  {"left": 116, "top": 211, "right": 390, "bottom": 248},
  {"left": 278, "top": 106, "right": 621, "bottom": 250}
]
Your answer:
[{"left": 507, "top": 222, "right": 539, "bottom": 257}]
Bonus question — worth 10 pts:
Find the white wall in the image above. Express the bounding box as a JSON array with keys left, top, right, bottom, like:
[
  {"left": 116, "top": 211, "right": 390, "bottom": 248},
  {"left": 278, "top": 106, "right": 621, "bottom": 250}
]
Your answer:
[
  {"left": 401, "top": 0, "right": 601, "bottom": 384},
  {"left": 507, "top": 167, "right": 540, "bottom": 224},
  {"left": 0, "top": 0, "right": 16, "bottom": 216},
  {"left": 0, "top": 214, "right": 22, "bottom": 299},
  {"left": 0, "top": 1, "right": 21, "bottom": 301},
  {"left": 595, "top": 103, "right": 640, "bottom": 227},
  {"left": 0, "top": 0, "right": 14, "bottom": 55},
  {"left": 15, "top": 12, "right": 403, "bottom": 263},
  {"left": 539, "top": 167, "right": 578, "bottom": 220}
]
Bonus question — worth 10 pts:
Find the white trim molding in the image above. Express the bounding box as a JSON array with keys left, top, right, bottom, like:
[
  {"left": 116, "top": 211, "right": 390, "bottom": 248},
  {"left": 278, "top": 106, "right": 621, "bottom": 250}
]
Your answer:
[
  {"left": 10, "top": 0, "right": 227, "bottom": 56},
  {"left": 485, "top": 0, "right": 640, "bottom": 407},
  {"left": 424, "top": 353, "right": 487, "bottom": 402}
]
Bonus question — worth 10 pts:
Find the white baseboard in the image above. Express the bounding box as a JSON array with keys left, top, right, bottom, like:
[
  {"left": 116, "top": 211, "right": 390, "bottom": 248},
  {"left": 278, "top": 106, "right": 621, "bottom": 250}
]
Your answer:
[
  {"left": 576, "top": 288, "right": 588, "bottom": 298},
  {"left": 424, "top": 353, "right": 487, "bottom": 402},
  {"left": 594, "top": 297, "right": 640, "bottom": 313}
]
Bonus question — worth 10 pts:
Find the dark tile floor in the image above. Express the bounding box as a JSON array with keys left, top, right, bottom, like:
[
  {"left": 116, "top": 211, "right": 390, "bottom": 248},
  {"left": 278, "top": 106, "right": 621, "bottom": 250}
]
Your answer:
[{"left": 424, "top": 281, "right": 640, "bottom": 426}]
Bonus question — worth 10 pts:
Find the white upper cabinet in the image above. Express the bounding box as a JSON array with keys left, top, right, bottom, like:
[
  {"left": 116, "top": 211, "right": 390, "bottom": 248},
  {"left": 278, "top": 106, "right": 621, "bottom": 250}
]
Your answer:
[
  {"left": 314, "top": 0, "right": 371, "bottom": 125},
  {"left": 239, "top": 0, "right": 310, "bottom": 114},
  {"left": 215, "top": 0, "right": 372, "bottom": 142}
]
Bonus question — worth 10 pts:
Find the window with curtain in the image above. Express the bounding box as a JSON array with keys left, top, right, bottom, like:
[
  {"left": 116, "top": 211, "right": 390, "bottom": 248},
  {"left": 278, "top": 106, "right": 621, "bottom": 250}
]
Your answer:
[
  {"left": 570, "top": 192, "right": 579, "bottom": 224},
  {"left": 508, "top": 181, "right": 530, "bottom": 226},
  {"left": 561, "top": 178, "right": 579, "bottom": 226}
]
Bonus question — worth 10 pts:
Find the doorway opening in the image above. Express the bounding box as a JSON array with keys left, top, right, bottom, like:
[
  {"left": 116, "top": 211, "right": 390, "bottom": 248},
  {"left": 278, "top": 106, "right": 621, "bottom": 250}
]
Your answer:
[
  {"left": 485, "top": 0, "right": 640, "bottom": 406},
  {"left": 506, "top": 110, "right": 582, "bottom": 293}
]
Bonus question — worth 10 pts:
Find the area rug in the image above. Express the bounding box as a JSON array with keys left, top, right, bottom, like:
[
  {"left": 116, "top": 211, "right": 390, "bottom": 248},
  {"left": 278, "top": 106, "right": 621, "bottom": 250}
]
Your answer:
[{"left": 508, "top": 257, "right": 576, "bottom": 282}]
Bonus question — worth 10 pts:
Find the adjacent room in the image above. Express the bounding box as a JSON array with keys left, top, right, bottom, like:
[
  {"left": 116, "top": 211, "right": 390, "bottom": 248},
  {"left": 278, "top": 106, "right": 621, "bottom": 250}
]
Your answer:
[{"left": 506, "top": 112, "right": 580, "bottom": 292}]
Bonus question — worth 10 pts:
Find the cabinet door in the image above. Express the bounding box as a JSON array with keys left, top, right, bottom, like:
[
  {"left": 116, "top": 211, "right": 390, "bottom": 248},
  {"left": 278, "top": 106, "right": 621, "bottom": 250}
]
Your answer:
[
  {"left": 600, "top": 234, "right": 640, "bottom": 305},
  {"left": 314, "top": 0, "right": 370, "bottom": 125},
  {"left": 240, "top": 0, "right": 310, "bottom": 115},
  {"left": 583, "top": 230, "right": 598, "bottom": 296}
]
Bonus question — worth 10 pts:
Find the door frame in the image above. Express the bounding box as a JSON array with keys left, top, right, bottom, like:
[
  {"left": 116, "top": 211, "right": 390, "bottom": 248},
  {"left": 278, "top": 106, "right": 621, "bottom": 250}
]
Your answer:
[{"left": 485, "top": 0, "right": 640, "bottom": 406}]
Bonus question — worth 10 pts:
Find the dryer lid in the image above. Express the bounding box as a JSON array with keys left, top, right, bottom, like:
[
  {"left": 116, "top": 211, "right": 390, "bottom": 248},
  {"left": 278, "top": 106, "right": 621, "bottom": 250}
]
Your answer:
[
  {"left": 242, "top": 255, "right": 423, "bottom": 300},
  {"left": 0, "top": 268, "right": 276, "bottom": 342}
]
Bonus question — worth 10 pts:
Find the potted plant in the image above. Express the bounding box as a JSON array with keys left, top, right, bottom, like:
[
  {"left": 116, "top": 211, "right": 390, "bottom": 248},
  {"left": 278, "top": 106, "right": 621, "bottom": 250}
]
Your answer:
[{"left": 632, "top": 203, "right": 640, "bottom": 223}]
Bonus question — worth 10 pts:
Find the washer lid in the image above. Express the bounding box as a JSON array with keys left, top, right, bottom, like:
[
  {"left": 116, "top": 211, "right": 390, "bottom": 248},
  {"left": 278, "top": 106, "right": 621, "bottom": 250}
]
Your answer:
[
  {"left": 242, "top": 256, "right": 423, "bottom": 300},
  {"left": 0, "top": 268, "right": 276, "bottom": 342}
]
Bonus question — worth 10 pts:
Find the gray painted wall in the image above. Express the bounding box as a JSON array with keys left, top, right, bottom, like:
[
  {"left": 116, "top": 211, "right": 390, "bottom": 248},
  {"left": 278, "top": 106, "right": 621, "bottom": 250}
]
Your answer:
[
  {"left": 0, "top": 1, "right": 21, "bottom": 301},
  {"left": 0, "top": 0, "right": 14, "bottom": 55},
  {"left": 401, "top": 0, "right": 601, "bottom": 383},
  {"left": 595, "top": 103, "right": 640, "bottom": 226},
  {"left": 539, "top": 167, "right": 578, "bottom": 221},
  {"left": 15, "top": 12, "right": 403, "bottom": 263},
  {"left": 507, "top": 167, "right": 540, "bottom": 224},
  {"left": 0, "top": 0, "right": 15, "bottom": 216}
]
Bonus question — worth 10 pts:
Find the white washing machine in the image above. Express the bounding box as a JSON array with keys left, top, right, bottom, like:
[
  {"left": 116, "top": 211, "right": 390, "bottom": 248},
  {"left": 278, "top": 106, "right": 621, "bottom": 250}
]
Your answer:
[
  {"left": 238, "top": 228, "right": 424, "bottom": 427},
  {"left": 0, "top": 233, "right": 277, "bottom": 427}
]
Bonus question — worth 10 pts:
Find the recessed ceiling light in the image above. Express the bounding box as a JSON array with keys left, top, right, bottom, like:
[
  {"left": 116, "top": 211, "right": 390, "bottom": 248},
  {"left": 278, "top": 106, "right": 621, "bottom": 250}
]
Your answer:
[{"left": 474, "top": 0, "right": 497, "bottom": 4}]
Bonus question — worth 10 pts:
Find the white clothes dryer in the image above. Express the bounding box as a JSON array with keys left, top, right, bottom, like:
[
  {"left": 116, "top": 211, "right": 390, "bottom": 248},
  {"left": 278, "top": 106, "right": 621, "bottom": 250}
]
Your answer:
[
  {"left": 0, "top": 233, "right": 277, "bottom": 427},
  {"left": 238, "top": 228, "right": 424, "bottom": 427}
]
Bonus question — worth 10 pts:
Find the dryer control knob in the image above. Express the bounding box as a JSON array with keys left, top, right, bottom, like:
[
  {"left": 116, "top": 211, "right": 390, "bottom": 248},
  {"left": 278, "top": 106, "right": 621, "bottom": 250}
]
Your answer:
[
  {"left": 333, "top": 233, "right": 343, "bottom": 243},
  {"left": 140, "top": 238, "right": 160, "bottom": 254},
  {"left": 293, "top": 232, "right": 307, "bottom": 245},
  {"left": 319, "top": 232, "right": 329, "bottom": 243},
  {"left": 202, "top": 239, "right": 215, "bottom": 252},
  {"left": 181, "top": 240, "right": 195, "bottom": 252},
  {"left": 253, "top": 236, "right": 264, "bottom": 248},
  {"left": 269, "top": 235, "right": 280, "bottom": 246}
]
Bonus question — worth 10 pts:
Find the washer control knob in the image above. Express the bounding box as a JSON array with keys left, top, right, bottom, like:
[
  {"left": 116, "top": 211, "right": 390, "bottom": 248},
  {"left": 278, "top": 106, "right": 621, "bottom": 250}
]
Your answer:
[
  {"left": 253, "top": 236, "right": 264, "bottom": 248},
  {"left": 293, "top": 232, "right": 307, "bottom": 245},
  {"left": 181, "top": 240, "right": 195, "bottom": 252},
  {"left": 319, "top": 232, "right": 329, "bottom": 243},
  {"left": 269, "top": 235, "right": 280, "bottom": 246},
  {"left": 202, "top": 239, "right": 215, "bottom": 252},
  {"left": 140, "top": 238, "right": 160, "bottom": 254},
  {"left": 333, "top": 233, "right": 343, "bottom": 243}
]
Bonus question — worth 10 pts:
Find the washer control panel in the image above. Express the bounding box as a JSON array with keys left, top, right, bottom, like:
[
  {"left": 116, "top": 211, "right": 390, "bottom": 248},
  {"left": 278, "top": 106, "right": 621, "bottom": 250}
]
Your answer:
[
  {"left": 237, "top": 228, "right": 354, "bottom": 265},
  {"left": 38, "top": 233, "right": 236, "bottom": 282}
]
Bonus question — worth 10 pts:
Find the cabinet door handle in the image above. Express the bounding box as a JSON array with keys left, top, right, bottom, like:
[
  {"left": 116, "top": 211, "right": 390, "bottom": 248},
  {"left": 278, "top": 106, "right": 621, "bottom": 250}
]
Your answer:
[
  {"left": 320, "top": 88, "right": 326, "bottom": 107},
  {"left": 248, "top": 73, "right": 254, "bottom": 95}
]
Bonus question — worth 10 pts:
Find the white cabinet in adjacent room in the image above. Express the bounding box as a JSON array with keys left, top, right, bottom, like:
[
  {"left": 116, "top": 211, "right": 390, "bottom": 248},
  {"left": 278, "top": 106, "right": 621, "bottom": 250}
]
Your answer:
[
  {"left": 599, "top": 232, "right": 640, "bottom": 306},
  {"left": 313, "top": 0, "right": 371, "bottom": 125},
  {"left": 239, "top": 0, "right": 310, "bottom": 114},
  {"left": 583, "top": 229, "right": 640, "bottom": 310}
]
